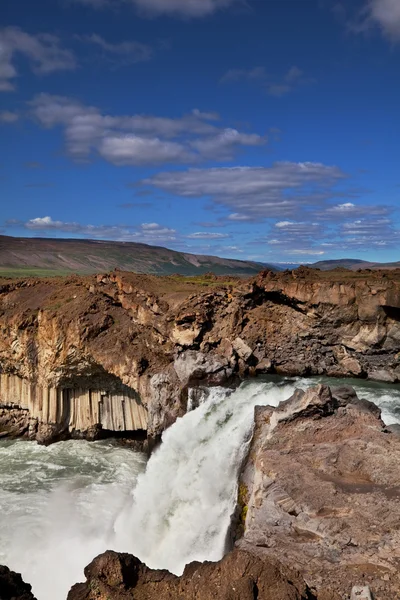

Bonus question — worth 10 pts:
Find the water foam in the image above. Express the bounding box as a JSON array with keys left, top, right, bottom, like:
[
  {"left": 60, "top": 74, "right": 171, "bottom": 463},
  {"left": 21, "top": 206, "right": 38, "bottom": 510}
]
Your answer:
[
  {"left": 112, "top": 379, "right": 297, "bottom": 574},
  {"left": 1, "top": 376, "right": 400, "bottom": 600},
  {"left": 0, "top": 440, "right": 146, "bottom": 600}
]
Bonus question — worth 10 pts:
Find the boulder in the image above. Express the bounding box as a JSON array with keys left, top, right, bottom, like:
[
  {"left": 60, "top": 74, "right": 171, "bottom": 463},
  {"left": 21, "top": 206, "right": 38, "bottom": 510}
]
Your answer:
[
  {"left": 67, "top": 548, "right": 316, "bottom": 600},
  {"left": 368, "top": 369, "right": 397, "bottom": 383},
  {"left": 239, "top": 384, "right": 400, "bottom": 599},
  {"left": 0, "top": 565, "right": 37, "bottom": 600},
  {"left": 232, "top": 337, "right": 253, "bottom": 362},
  {"left": 174, "top": 351, "right": 232, "bottom": 386}
]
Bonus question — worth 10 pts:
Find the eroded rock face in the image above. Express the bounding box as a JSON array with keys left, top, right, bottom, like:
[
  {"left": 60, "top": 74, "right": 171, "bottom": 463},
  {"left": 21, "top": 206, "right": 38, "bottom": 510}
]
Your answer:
[
  {"left": 238, "top": 384, "right": 400, "bottom": 600},
  {"left": 2, "top": 268, "right": 400, "bottom": 443},
  {"left": 0, "top": 565, "right": 37, "bottom": 600},
  {"left": 67, "top": 548, "right": 316, "bottom": 600}
]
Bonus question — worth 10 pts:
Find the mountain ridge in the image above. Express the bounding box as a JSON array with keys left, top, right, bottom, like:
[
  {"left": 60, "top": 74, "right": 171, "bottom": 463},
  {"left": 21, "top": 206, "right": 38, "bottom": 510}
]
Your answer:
[
  {"left": 0, "top": 235, "right": 270, "bottom": 277},
  {"left": 311, "top": 258, "right": 400, "bottom": 271}
]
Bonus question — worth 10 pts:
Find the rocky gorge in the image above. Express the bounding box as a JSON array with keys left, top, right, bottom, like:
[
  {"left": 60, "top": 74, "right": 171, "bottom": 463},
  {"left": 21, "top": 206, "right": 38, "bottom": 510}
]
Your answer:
[
  {"left": 2, "top": 381, "right": 400, "bottom": 599},
  {"left": 1, "top": 267, "right": 400, "bottom": 600},
  {"left": 1, "top": 267, "right": 400, "bottom": 445}
]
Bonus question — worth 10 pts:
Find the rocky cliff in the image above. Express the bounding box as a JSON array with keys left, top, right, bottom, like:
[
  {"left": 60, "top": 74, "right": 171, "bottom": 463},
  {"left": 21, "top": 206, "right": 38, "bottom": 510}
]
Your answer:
[
  {"left": 66, "top": 548, "right": 316, "bottom": 600},
  {"left": 1, "top": 267, "right": 400, "bottom": 443},
  {"left": 237, "top": 384, "right": 400, "bottom": 599}
]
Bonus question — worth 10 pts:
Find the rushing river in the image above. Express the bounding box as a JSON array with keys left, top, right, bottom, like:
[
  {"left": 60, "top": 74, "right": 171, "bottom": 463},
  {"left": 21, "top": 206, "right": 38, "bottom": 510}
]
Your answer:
[{"left": 1, "top": 376, "right": 400, "bottom": 600}]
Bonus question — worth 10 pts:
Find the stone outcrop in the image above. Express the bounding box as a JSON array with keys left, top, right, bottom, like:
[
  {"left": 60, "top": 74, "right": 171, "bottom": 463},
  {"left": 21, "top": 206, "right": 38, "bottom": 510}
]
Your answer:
[
  {"left": 2, "top": 268, "right": 400, "bottom": 443},
  {"left": 67, "top": 547, "right": 316, "bottom": 600},
  {"left": 237, "top": 384, "right": 400, "bottom": 600},
  {"left": 0, "top": 372, "right": 147, "bottom": 443},
  {"left": 0, "top": 565, "right": 37, "bottom": 600}
]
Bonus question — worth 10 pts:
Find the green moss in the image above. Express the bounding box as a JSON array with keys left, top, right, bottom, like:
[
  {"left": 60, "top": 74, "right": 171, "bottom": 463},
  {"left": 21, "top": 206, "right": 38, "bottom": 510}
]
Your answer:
[{"left": 238, "top": 483, "right": 249, "bottom": 525}]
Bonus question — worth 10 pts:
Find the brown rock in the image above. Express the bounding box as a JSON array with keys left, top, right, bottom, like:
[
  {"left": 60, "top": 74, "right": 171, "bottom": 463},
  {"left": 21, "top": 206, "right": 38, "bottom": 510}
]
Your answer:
[
  {"left": 67, "top": 548, "right": 316, "bottom": 600},
  {"left": 239, "top": 384, "right": 400, "bottom": 600},
  {"left": 0, "top": 565, "right": 37, "bottom": 600}
]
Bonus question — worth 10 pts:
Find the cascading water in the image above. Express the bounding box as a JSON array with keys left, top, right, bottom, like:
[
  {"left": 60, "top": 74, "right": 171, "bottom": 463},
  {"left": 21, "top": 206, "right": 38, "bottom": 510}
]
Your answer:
[
  {"left": 112, "top": 379, "right": 298, "bottom": 574},
  {"left": 1, "top": 376, "right": 400, "bottom": 600}
]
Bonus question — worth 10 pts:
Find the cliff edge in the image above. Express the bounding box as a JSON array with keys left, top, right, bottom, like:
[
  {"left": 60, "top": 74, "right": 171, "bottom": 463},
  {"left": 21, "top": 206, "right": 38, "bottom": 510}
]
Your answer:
[{"left": 1, "top": 267, "right": 400, "bottom": 443}]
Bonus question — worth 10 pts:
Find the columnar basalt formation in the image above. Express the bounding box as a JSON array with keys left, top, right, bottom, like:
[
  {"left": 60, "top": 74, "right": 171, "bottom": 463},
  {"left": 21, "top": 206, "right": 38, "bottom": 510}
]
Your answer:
[
  {"left": 0, "top": 372, "right": 147, "bottom": 441},
  {"left": 1, "top": 268, "right": 400, "bottom": 442}
]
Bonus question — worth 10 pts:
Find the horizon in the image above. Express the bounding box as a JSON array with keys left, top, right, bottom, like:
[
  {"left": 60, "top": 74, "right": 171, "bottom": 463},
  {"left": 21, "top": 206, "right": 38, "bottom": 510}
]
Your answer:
[{"left": 1, "top": 0, "right": 399, "bottom": 263}]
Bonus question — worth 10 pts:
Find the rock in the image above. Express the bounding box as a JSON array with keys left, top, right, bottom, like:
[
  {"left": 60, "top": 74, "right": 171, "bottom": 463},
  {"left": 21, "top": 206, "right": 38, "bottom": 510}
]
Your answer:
[
  {"left": 2, "top": 268, "right": 400, "bottom": 445},
  {"left": 387, "top": 424, "right": 400, "bottom": 437},
  {"left": 368, "top": 369, "right": 397, "bottom": 383},
  {"left": 174, "top": 351, "right": 231, "bottom": 386},
  {"left": 333, "top": 346, "right": 363, "bottom": 376},
  {"left": 67, "top": 548, "right": 316, "bottom": 600},
  {"left": 239, "top": 384, "right": 400, "bottom": 599},
  {"left": 232, "top": 337, "right": 253, "bottom": 362},
  {"left": 0, "top": 565, "right": 37, "bottom": 600},
  {"left": 275, "top": 362, "right": 309, "bottom": 376},
  {"left": 350, "top": 586, "right": 372, "bottom": 600},
  {"left": 331, "top": 386, "right": 382, "bottom": 418},
  {"left": 219, "top": 338, "right": 235, "bottom": 363},
  {"left": 255, "top": 358, "right": 272, "bottom": 374}
]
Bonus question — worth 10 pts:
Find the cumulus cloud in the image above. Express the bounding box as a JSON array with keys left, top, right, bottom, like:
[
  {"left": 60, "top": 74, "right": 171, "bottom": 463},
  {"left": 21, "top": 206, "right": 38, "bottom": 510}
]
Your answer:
[
  {"left": 220, "top": 65, "right": 311, "bottom": 97},
  {"left": 77, "top": 34, "right": 152, "bottom": 65},
  {"left": 71, "top": 0, "right": 239, "bottom": 17},
  {"left": 0, "top": 27, "right": 76, "bottom": 92},
  {"left": 29, "top": 93, "right": 265, "bottom": 165},
  {"left": 144, "top": 162, "right": 347, "bottom": 218}
]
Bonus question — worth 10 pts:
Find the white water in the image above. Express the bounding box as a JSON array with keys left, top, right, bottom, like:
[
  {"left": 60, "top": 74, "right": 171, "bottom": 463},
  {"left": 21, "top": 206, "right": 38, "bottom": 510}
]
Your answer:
[{"left": 1, "top": 377, "right": 400, "bottom": 600}]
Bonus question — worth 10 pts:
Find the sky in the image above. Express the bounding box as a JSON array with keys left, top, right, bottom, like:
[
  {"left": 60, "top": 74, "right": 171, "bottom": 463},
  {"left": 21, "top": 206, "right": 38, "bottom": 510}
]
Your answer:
[{"left": 0, "top": 0, "right": 399, "bottom": 264}]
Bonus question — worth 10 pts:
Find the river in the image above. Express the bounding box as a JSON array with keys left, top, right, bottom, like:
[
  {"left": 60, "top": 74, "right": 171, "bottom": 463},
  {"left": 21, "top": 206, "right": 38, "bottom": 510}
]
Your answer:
[{"left": 1, "top": 376, "right": 399, "bottom": 600}]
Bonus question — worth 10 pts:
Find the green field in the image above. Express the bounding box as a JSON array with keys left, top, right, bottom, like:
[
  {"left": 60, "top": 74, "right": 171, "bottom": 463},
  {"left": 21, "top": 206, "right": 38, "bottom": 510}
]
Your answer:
[{"left": 0, "top": 267, "right": 74, "bottom": 278}]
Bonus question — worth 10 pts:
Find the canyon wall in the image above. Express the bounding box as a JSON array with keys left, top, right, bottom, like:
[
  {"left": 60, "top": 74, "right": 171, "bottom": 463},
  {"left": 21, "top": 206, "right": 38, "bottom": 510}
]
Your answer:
[
  {"left": 235, "top": 384, "right": 400, "bottom": 600},
  {"left": 1, "top": 268, "right": 400, "bottom": 443},
  {"left": 0, "top": 373, "right": 147, "bottom": 441}
]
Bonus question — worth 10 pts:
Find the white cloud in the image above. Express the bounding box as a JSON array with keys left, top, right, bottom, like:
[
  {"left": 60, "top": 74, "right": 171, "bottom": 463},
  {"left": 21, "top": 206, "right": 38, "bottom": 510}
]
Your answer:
[
  {"left": 30, "top": 93, "right": 265, "bottom": 165},
  {"left": 145, "top": 162, "right": 347, "bottom": 218},
  {"left": 366, "top": 0, "right": 400, "bottom": 40},
  {"left": 0, "top": 110, "right": 19, "bottom": 123},
  {"left": 139, "top": 223, "right": 176, "bottom": 237},
  {"left": 99, "top": 135, "right": 191, "bottom": 165},
  {"left": 23, "top": 216, "right": 177, "bottom": 242},
  {"left": 227, "top": 213, "right": 254, "bottom": 221},
  {"left": 190, "top": 128, "right": 264, "bottom": 160},
  {"left": 0, "top": 27, "right": 76, "bottom": 92},
  {"left": 339, "top": 218, "right": 400, "bottom": 248},
  {"left": 291, "top": 249, "right": 325, "bottom": 255},
  {"left": 186, "top": 232, "right": 230, "bottom": 239},
  {"left": 321, "top": 202, "right": 390, "bottom": 219},
  {"left": 221, "top": 65, "right": 311, "bottom": 97},
  {"left": 77, "top": 33, "right": 152, "bottom": 64},
  {"left": 71, "top": 0, "right": 238, "bottom": 17}
]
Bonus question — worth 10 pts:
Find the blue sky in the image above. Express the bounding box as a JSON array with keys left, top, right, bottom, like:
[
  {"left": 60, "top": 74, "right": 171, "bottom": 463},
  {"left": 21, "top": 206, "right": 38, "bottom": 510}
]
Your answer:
[{"left": 1, "top": 0, "right": 399, "bottom": 263}]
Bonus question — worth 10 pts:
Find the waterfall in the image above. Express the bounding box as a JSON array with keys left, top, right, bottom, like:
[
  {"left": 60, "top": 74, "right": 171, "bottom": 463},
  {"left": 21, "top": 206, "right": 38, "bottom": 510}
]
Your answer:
[
  {"left": 112, "top": 379, "right": 297, "bottom": 574},
  {"left": 2, "top": 375, "right": 399, "bottom": 600}
]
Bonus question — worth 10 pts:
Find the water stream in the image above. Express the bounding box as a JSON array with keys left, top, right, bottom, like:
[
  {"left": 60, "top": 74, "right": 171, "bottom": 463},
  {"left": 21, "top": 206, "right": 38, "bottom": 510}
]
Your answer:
[{"left": 1, "top": 376, "right": 400, "bottom": 600}]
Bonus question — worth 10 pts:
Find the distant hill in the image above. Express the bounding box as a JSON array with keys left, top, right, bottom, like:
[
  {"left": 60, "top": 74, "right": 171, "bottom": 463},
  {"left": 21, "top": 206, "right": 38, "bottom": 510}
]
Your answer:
[
  {"left": 0, "top": 235, "right": 271, "bottom": 278},
  {"left": 311, "top": 258, "right": 400, "bottom": 271}
]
